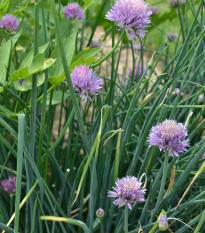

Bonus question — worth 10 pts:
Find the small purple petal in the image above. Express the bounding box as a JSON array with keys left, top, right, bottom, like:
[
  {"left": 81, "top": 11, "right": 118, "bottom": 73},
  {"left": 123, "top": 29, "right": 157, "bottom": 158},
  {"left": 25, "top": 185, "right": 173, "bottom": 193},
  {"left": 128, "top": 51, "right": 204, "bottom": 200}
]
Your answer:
[
  {"left": 19, "top": 79, "right": 23, "bottom": 85},
  {"left": 148, "top": 6, "right": 159, "bottom": 16},
  {"left": 174, "top": 88, "right": 180, "bottom": 95}
]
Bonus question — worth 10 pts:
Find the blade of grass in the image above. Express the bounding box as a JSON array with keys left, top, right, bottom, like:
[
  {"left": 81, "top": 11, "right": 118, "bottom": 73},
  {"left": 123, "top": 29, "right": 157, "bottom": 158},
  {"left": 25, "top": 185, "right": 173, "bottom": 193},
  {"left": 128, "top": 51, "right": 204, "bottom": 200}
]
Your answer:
[
  {"left": 37, "top": 0, "right": 50, "bottom": 174},
  {"left": 40, "top": 216, "right": 89, "bottom": 233},
  {"left": 14, "top": 114, "right": 25, "bottom": 233}
]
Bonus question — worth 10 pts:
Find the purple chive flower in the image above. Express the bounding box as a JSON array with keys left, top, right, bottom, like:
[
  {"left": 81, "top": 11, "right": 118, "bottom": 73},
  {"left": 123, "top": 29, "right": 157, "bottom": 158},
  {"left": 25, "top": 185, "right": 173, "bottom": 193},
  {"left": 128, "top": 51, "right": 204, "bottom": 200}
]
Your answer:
[
  {"left": 0, "top": 14, "right": 19, "bottom": 32},
  {"left": 90, "top": 40, "right": 102, "bottom": 48},
  {"left": 69, "top": 65, "right": 103, "bottom": 101},
  {"left": 0, "top": 176, "right": 16, "bottom": 195},
  {"left": 96, "top": 208, "right": 105, "bottom": 218},
  {"left": 159, "top": 215, "right": 169, "bottom": 231},
  {"left": 108, "top": 176, "right": 146, "bottom": 209},
  {"left": 128, "top": 64, "right": 150, "bottom": 79},
  {"left": 105, "top": 0, "right": 152, "bottom": 40},
  {"left": 170, "top": 0, "right": 186, "bottom": 8},
  {"left": 148, "top": 6, "right": 159, "bottom": 16},
  {"left": 63, "top": 3, "right": 85, "bottom": 20},
  {"left": 148, "top": 119, "right": 189, "bottom": 157},
  {"left": 174, "top": 88, "right": 184, "bottom": 96},
  {"left": 167, "top": 32, "right": 178, "bottom": 42}
]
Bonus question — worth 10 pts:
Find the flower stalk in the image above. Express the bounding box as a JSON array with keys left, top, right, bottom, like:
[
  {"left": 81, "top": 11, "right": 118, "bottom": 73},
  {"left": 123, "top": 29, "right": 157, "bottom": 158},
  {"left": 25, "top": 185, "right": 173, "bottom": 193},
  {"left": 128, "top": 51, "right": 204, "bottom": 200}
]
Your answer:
[
  {"left": 153, "top": 151, "right": 169, "bottom": 217},
  {"left": 124, "top": 205, "right": 128, "bottom": 233}
]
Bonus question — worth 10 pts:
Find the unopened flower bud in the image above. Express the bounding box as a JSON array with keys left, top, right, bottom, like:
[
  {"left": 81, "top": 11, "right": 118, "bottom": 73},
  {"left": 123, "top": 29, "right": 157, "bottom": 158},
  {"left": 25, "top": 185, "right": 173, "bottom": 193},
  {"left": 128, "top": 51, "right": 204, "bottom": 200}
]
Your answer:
[
  {"left": 96, "top": 208, "right": 104, "bottom": 218},
  {"left": 159, "top": 215, "right": 168, "bottom": 231},
  {"left": 167, "top": 32, "right": 178, "bottom": 42}
]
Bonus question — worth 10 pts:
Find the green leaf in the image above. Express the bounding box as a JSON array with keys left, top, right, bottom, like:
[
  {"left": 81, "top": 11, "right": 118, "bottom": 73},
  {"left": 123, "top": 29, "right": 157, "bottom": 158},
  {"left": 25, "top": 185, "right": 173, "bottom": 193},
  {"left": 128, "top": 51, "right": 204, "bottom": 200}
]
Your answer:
[
  {"left": 49, "top": 30, "right": 77, "bottom": 78},
  {"left": 12, "top": 74, "right": 45, "bottom": 91},
  {"left": 45, "top": 90, "right": 70, "bottom": 105},
  {"left": 0, "top": 0, "right": 10, "bottom": 17},
  {"left": 69, "top": 55, "right": 99, "bottom": 71},
  {"left": 29, "top": 53, "right": 56, "bottom": 75},
  {"left": 9, "top": 67, "right": 29, "bottom": 82},
  {"left": 0, "top": 104, "right": 13, "bottom": 115},
  {"left": 0, "top": 39, "right": 11, "bottom": 84},
  {"left": 8, "top": 0, "right": 28, "bottom": 14},
  {"left": 71, "top": 47, "right": 101, "bottom": 63},
  {"left": 9, "top": 53, "right": 56, "bottom": 83},
  {"left": 19, "top": 42, "right": 49, "bottom": 69},
  {"left": 48, "top": 72, "right": 65, "bottom": 86},
  {"left": 0, "top": 29, "right": 21, "bottom": 84}
]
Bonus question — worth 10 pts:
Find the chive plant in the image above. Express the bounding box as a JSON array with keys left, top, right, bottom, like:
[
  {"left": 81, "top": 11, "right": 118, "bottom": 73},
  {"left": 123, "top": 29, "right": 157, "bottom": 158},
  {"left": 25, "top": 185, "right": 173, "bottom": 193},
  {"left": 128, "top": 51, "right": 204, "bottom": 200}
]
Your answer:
[{"left": 0, "top": 0, "right": 204, "bottom": 232}]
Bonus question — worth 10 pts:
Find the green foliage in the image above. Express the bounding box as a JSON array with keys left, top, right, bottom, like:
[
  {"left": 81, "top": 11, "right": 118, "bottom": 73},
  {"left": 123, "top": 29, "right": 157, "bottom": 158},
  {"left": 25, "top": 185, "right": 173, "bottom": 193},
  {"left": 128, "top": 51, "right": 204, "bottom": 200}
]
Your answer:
[
  {"left": 45, "top": 90, "right": 70, "bottom": 105},
  {"left": 48, "top": 30, "right": 77, "bottom": 83},
  {"left": 0, "top": 30, "right": 21, "bottom": 84},
  {"left": 0, "top": 0, "right": 204, "bottom": 233}
]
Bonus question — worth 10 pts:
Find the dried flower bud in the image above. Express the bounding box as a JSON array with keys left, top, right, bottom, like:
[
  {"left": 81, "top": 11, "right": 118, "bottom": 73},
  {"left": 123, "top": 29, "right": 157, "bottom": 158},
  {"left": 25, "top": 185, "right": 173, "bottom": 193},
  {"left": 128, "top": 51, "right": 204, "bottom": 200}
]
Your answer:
[{"left": 96, "top": 208, "right": 104, "bottom": 218}]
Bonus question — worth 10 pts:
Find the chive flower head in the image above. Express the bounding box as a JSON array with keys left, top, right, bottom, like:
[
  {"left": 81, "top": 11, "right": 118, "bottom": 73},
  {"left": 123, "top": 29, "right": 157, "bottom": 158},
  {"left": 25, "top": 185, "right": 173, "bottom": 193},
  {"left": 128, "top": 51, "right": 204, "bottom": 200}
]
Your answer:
[
  {"left": 63, "top": 3, "right": 85, "bottom": 20},
  {"left": 0, "top": 14, "right": 19, "bottom": 32},
  {"left": 0, "top": 176, "right": 17, "bottom": 196},
  {"left": 105, "top": 0, "right": 151, "bottom": 40},
  {"left": 108, "top": 176, "right": 146, "bottom": 209},
  {"left": 148, "top": 119, "right": 189, "bottom": 157},
  {"left": 69, "top": 65, "right": 103, "bottom": 101}
]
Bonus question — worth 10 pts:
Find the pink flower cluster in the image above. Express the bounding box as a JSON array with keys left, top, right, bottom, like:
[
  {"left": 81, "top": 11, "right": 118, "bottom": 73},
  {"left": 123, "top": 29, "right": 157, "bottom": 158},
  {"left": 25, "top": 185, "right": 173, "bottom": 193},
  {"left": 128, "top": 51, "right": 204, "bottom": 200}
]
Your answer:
[{"left": 108, "top": 176, "right": 146, "bottom": 209}]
